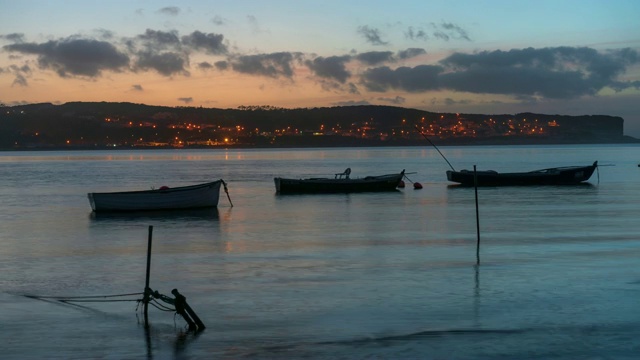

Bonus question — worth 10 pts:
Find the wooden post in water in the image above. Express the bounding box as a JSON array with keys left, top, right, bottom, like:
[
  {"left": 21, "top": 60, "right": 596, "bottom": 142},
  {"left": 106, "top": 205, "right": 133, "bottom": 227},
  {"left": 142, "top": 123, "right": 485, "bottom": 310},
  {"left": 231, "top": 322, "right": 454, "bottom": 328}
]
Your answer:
[
  {"left": 143, "top": 225, "right": 153, "bottom": 324},
  {"left": 172, "top": 289, "right": 206, "bottom": 331},
  {"left": 474, "top": 166, "right": 480, "bottom": 264}
]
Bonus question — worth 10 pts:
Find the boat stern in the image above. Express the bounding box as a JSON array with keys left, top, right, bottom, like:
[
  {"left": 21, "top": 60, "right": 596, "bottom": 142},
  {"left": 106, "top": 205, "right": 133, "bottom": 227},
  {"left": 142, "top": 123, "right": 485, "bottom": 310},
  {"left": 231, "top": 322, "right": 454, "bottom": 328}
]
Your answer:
[{"left": 87, "top": 193, "right": 97, "bottom": 211}]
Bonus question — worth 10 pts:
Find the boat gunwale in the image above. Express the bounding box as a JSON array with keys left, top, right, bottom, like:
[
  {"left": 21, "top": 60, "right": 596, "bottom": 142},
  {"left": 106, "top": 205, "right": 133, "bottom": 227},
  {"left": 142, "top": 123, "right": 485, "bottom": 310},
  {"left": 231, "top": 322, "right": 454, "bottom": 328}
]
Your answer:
[{"left": 88, "top": 180, "right": 223, "bottom": 196}]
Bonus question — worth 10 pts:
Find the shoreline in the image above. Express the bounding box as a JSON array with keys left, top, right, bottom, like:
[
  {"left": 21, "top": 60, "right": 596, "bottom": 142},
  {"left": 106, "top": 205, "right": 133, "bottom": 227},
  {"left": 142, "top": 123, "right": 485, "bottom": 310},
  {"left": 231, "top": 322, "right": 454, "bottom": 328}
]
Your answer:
[{"left": 2, "top": 136, "right": 639, "bottom": 151}]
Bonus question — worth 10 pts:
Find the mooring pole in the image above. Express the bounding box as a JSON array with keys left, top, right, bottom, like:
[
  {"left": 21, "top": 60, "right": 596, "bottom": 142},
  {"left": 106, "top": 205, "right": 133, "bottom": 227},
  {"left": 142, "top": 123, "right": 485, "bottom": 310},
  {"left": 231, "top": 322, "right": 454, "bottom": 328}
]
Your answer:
[
  {"left": 474, "top": 166, "right": 480, "bottom": 264},
  {"left": 143, "top": 225, "right": 153, "bottom": 324}
]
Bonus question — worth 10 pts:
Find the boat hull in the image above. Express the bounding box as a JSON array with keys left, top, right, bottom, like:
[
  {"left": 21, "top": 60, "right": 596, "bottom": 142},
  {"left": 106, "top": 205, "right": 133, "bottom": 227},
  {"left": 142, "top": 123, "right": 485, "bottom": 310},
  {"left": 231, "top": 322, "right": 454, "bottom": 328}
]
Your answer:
[
  {"left": 446, "top": 162, "right": 598, "bottom": 186},
  {"left": 88, "top": 180, "right": 223, "bottom": 212},
  {"left": 274, "top": 172, "right": 404, "bottom": 194}
]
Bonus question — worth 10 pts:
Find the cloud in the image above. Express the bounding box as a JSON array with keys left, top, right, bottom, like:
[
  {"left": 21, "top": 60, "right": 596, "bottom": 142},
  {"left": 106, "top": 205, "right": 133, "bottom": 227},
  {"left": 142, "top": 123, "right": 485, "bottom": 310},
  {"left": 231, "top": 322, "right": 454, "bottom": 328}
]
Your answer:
[
  {"left": 134, "top": 51, "right": 189, "bottom": 76},
  {"left": 181, "top": 31, "right": 227, "bottom": 54},
  {"left": 214, "top": 60, "right": 228, "bottom": 70},
  {"left": 361, "top": 65, "right": 443, "bottom": 92},
  {"left": 2, "top": 64, "right": 31, "bottom": 86},
  {"left": 3, "top": 38, "right": 130, "bottom": 77},
  {"left": 158, "top": 6, "right": 180, "bottom": 16},
  {"left": 432, "top": 31, "right": 448, "bottom": 41},
  {"left": 356, "top": 51, "right": 394, "bottom": 65},
  {"left": 230, "top": 52, "right": 300, "bottom": 78},
  {"left": 178, "top": 97, "right": 193, "bottom": 104},
  {"left": 211, "top": 16, "right": 226, "bottom": 26},
  {"left": 404, "top": 27, "right": 428, "bottom": 41},
  {"left": 129, "top": 29, "right": 189, "bottom": 76},
  {"left": 405, "top": 22, "right": 471, "bottom": 43},
  {"left": 357, "top": 26, "right": 388, "bottom": 46},
  {"left": 197, "top": 61, "right": 213, "bottom": 70},
  {"left": 1, "top": 33, "right": 25, "bottom": 43},
  {"left": 439, "top": 47, "right": 639, "bottom": 98},
  {"left": 305, "top": 55, "right": 351, "bottom": 83},
  {"left": 397, "top": 48, "right": 426, "bottom": 60},
  {"left": 135, "top": 29, "right": 181, "bottom": 51},
  {"left": 247, "top": 15, "right": 268, "bottom": 34},
  {"left": 361, "top": 47, "right": 640, "bottom": 99},
  {"left": 12, "top": 73, "right": 28, "bottom": 87},
  {"left": 440, "top": 22, "right": 471, "bottom": 41},
  {"left": 377, "top": 96, "right": 406, "bottom": 105},
  {"left": 131, "top": 84, "right": 143, "bottom": 91},
  {"left": 332, "top": 99, "right": 371, "bottom": 106}
]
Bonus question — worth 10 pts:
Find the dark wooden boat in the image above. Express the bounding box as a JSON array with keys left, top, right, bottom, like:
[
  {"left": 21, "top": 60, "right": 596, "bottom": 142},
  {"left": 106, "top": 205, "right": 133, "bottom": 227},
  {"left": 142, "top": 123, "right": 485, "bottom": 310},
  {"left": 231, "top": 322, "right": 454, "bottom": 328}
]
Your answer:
[
  {"left": 88, "top": 180, "right": 226, "bottom": 212},
  {"left": 446, "top": 161, "right": 598, "bottom": 186},
  {"left": 274, "top": 169, "right": 405, "bottom": 194}
]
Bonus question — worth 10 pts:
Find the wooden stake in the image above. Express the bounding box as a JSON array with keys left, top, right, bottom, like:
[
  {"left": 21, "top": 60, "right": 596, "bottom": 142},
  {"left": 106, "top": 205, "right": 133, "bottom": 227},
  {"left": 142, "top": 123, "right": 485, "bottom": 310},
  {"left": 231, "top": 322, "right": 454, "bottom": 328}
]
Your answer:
[
  {"left": 474, "top": 166, "right": 480, "bottom": 264},
  {"left": 144, "top": 225, "right": 153, "bottom": 324}
]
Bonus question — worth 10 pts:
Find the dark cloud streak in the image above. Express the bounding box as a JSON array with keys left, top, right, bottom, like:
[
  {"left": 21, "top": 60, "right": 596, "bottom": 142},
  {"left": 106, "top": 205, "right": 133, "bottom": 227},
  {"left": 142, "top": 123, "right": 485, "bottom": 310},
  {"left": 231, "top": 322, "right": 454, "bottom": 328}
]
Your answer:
[
  {"left": 405, "top": 22, "right": 471, "bottom": 43},
  {"left": 1, "top": 33, "right": 26, "bottom": 43},
  {"left": 356, "top": 51, "right": 394, "bottom": 65},
  {"left": 3, "top": 38, "right": 129, "bottom": 77},
  {"left": 181, "top": 31, "right": 227, "bottom": 54},
  {"left": 357, "top": 26, "right": 388, "bottom": 46},
  {"left": 361, "top": 47, "right": 639, "bottom": 99},
  {"left": 230, "top": 52, "right": 299, "bottom": 78},
  {"left": 306, "top": 55, "right": 351, "bottom": 82},
  {"left": 397, "top": 48, "right": 426, "bottom": 60},
  {"left": 136, "top": 29, "right": 181, "bottom": 50},
  {"left": 134, "top": 51, "right": 189, "bottom": 76},
  {"left": 158, "top": 7, "right": 180, "bottom": 16}
]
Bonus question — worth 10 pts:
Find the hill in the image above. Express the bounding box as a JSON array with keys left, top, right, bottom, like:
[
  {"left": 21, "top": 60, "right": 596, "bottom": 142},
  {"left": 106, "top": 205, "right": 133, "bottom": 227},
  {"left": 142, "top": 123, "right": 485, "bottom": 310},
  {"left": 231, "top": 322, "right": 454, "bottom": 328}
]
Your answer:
[{"left": 0, "top": 102, "right": 634, "bottom": 149}]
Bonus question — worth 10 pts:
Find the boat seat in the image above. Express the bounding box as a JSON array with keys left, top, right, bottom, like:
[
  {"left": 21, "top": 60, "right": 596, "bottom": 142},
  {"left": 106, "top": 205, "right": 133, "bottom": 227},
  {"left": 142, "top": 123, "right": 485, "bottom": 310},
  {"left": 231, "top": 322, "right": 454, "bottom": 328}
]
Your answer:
[{"left": 335, "top": 168, "right": 351, "bottom": 179}]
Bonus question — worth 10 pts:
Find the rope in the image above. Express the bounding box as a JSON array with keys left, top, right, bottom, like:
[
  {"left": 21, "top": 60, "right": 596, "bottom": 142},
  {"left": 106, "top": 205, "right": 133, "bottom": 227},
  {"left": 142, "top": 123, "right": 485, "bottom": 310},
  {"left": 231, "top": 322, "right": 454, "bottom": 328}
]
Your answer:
[
  {"left": 26, "top": 288, "right": 181, "bottom": 316},
  {"left": 58, "top": 299, "right": 140, "bottom": 303},
  {"left": 149, "top": 301, "right": 175, "bottom": 312},
  {"left": 413, "top": 124, "right": 456, "bottom": 171},
  {"left": 150, "top": 298, "right": 175, "bottom": 312},
  {"left": 25, "top": 292, "right": 143, "bottom": 301},
  {"left": 221, "top": 179, "right": 234, "bottom": 207}
]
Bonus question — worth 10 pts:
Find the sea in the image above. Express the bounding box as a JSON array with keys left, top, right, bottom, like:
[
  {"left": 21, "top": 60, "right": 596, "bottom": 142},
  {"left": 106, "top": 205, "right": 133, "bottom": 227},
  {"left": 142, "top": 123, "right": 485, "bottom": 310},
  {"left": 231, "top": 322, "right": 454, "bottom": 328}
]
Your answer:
[{"left": 0, "top": 144, "right": 639, "bottom": 359}]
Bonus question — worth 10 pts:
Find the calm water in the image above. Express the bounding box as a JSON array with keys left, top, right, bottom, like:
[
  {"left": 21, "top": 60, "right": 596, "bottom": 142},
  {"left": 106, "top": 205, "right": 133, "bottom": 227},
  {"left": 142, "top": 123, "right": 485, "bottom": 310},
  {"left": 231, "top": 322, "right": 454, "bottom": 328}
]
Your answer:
[{"left": 1, "top": 145, "right": 639, "bottom": 359}]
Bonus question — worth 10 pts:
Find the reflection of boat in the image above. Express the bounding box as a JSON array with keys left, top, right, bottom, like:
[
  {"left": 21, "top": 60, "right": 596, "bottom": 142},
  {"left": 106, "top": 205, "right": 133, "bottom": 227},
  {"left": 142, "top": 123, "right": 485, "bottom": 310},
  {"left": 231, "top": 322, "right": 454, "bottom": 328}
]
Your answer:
[
  {"left": 446, "top": 161, "right": 598, "bottom": 186},
  {"left": 88, "top": 180, "right": 226, "bottom": 212},
  {"left": 90, "top": 207, "right": 220, "bottom": 221},
  {"left": 274, "top": 168, "right": 405, "bottom": 194}
]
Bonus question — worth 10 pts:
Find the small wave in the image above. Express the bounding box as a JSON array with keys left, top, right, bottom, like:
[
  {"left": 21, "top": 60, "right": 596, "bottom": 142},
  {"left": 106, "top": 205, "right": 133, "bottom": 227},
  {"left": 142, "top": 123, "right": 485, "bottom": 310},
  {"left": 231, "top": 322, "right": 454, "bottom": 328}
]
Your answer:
[{"left": 318, "top": 328, "right": 527, "bottom": 346}]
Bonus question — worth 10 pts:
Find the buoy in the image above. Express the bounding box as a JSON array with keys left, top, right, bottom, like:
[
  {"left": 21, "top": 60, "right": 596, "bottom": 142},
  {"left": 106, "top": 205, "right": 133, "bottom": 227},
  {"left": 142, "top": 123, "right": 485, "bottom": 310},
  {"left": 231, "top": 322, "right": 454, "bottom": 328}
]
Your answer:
[
  {"left": 413, "top": 182, "right": 423, "bottom": 189},
  {"left": 398, "top": 180, "right": 405, "bottom": 188},
  {"left": 160, "top": 186, "right": 169, "bottom": 190}
]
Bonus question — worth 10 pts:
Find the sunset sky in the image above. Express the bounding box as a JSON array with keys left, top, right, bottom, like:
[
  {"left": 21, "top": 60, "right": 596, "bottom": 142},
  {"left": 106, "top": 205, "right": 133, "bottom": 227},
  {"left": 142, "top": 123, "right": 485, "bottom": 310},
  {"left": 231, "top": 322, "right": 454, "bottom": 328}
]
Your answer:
[{"left": 2, "top": 0, "right": 640, "bottom": 136}]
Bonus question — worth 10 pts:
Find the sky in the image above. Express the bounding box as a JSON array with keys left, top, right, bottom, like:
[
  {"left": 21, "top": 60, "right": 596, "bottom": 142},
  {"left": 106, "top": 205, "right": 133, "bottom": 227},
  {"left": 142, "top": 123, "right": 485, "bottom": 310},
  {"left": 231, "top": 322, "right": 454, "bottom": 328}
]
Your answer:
[{"left": 1, "top": 0, "right": 640, "bottom": 136}]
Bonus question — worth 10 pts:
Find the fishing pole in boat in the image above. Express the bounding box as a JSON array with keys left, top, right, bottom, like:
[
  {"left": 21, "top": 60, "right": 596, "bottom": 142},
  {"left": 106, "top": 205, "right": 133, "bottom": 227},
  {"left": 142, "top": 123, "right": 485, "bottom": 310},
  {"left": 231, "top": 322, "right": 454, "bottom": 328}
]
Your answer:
[{"left": 413, "top": 124, "right": 456, "bottom": 172}]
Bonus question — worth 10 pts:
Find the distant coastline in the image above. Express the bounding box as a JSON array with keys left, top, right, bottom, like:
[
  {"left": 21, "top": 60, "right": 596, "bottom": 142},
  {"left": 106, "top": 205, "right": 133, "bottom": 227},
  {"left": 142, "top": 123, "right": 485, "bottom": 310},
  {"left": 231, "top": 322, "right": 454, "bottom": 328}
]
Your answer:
[{"left": 1, "top": 102, "right": 636, "bottom": 150}]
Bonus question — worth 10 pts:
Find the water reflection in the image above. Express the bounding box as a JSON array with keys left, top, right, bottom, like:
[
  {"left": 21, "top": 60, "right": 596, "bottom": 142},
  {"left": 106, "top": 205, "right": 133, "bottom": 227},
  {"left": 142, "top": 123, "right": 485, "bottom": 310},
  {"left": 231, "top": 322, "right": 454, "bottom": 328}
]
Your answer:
[
  {"left": 89, "top": 208, "right": 220, "bottom": 222},
  {"left": 142, "top": 322, "right": 203, "bottom": 360}
]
